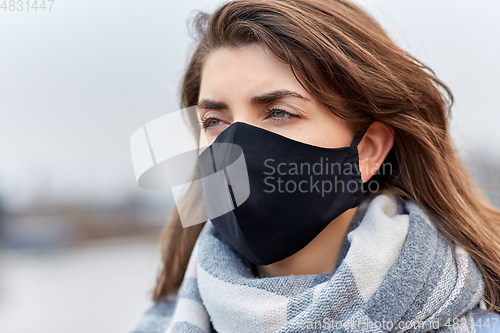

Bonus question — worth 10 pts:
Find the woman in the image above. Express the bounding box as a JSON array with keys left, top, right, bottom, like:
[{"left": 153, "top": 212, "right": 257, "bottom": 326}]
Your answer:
[{"left": 131, "top": 0, "right": 500, "bottom": 332}]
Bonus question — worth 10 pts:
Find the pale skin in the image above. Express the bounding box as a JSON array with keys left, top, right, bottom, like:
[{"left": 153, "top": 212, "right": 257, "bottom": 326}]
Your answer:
[{"left": 198, "top": 44, "right": 394, "bottom": 278}]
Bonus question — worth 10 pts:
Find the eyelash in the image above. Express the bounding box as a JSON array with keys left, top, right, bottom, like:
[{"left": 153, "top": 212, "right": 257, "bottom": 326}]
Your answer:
[{"left": 200, "top": 107, "right": 301, "bottom": 129}]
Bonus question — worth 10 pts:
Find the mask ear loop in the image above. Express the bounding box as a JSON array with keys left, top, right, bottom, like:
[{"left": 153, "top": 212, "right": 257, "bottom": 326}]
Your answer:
[{"left": 350, "top": 130, "right": 366, "bottom": 149}]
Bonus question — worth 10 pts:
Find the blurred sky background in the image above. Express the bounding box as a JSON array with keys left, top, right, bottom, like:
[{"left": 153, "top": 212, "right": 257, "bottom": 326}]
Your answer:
[{"left": 0, "top": 0, "right": 499, "bottom": 332}]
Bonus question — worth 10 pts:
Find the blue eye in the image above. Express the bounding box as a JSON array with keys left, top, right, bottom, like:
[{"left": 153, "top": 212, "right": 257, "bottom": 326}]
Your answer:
[
  {"left": 265, "top": 107, "right": 300, "bottom": 122},
  {"left": 208, "top": 119, "right": 222, "bottom": 127},
  {"left": 202, "top": 117, "right": 224, "bottom": 129},
  {"left": 272, "top": 109, "right": 287, "bottom": 118}
]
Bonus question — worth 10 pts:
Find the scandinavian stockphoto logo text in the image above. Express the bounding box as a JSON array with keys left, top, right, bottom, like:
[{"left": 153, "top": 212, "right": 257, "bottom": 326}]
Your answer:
[{"left": 262, "top": 158, "right": 392, "bottom": 196}]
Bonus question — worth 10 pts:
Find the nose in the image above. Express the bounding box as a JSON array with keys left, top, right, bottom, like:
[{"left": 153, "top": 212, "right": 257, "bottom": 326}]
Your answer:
[{"left": 229, "top": 107, "right": 267, "bottom": 131}]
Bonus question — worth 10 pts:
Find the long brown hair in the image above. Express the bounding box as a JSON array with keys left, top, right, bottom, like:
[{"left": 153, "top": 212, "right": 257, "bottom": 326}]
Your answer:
[{"left": 152, "top": 0, "right": 500, "bottom": 314}]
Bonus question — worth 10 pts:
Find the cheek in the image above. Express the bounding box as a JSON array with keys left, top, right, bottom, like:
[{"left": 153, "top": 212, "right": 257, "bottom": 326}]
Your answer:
[
  {"left": 203, "top": 125, "right": 231, "bottom": 145},
  {"left": 199, "top": 130, "right": 210, "bottom": 147},
  {"left": 291, "top": 119, "right": 352, "bottom": 149}
]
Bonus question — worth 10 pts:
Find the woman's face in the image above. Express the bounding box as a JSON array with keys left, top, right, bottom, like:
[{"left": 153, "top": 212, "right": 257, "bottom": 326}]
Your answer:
[{"left": 197, "top": 44, "right": 353, "bottom": 148}]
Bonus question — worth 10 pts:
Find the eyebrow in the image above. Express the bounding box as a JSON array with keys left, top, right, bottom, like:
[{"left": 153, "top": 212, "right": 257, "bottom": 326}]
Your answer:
[{"left": 197, "top": 89, "right": 310, "bottom": 110}]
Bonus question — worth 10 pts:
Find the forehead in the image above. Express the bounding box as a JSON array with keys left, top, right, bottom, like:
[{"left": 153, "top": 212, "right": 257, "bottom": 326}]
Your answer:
[{"left": 199, "top": 44, "right": 308, "bottom": 102}]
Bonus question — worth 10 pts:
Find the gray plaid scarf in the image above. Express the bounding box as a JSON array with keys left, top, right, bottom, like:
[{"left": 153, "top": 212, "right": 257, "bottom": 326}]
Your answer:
[{"left": 141, "top": 193, "right": 486, "bottom": 332}]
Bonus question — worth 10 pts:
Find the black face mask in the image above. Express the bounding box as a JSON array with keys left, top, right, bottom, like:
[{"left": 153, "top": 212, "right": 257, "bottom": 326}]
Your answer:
[{"left": 198, "top": 122, "right": 365, "bottom": 266}]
